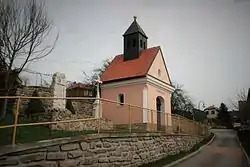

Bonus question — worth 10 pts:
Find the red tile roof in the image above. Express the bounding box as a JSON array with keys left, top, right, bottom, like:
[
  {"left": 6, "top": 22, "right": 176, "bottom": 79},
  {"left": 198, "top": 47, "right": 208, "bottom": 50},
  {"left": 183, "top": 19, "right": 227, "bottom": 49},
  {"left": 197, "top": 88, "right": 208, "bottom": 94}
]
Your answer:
[{"left": 100, "top": 46, "right": 160, "bottom": 82}]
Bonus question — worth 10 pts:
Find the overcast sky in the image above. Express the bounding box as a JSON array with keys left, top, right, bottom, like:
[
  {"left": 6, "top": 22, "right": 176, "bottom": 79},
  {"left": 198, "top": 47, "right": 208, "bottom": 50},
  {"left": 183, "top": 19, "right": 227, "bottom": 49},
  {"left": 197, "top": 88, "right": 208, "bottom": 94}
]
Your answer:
[{"left": 23, "top": 0, "right": 250, "bottom": 109}]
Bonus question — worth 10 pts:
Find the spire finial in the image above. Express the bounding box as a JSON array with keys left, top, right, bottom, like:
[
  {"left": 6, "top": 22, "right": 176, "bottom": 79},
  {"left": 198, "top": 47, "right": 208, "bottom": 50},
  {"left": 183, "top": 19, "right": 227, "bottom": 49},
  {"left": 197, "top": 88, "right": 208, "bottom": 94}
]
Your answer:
[{"left": 133, "top": 16, "right": 137, "bottom": 21}]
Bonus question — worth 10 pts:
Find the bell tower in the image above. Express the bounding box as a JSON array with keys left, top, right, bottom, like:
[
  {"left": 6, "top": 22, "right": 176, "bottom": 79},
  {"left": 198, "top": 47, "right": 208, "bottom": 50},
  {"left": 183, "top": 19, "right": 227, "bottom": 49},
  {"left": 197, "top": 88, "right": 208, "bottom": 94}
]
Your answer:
[{"left": 123, "top": 16, "right": 148, "bottom": 61}]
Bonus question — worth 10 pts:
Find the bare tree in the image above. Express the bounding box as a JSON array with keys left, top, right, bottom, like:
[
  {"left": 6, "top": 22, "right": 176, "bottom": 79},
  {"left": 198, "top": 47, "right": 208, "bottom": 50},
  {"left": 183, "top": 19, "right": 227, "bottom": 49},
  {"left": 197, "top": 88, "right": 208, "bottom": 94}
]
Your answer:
[
  {"left": 92, "top": 58, "right": 112, "bottom": 78},
  {"left": 0, "top": 0, "right": 58, "bottom": 120},
  {"left": 230, "top": 88, "right": 248, "bottom": 110},
  {"left": 171, "top": 84, "right": 195, "bottom": 113},
  {"left": 82, "top": 58, "right": 112, "bottom": 84}
]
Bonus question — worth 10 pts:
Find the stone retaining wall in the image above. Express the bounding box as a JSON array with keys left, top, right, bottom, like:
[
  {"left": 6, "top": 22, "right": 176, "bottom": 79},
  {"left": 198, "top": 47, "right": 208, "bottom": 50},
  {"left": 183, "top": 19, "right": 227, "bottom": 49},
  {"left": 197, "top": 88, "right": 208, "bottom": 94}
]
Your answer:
[
  {"left": 15, "top": 86, "right": 53, "bottom": 114},
  {"left": 51, "top": 108, "right": 113, "bottom": 131},
  {"left": 0, "top": 133, "right": 202, "bottom": 167},
  {"left": 17, "top": 108, "right": 114, "bottom": 131},
  {"left": 114, "top": 123, "right": 174, "bottom": 134},
  {"left": 71, "top": 100, "right": 95, "bottom": 116},
  {"left": 15, "top": 86, "right": 95, "bottom": 116},
  {"left": 172, "top": 116, "right": 207, "bottom": 136}
]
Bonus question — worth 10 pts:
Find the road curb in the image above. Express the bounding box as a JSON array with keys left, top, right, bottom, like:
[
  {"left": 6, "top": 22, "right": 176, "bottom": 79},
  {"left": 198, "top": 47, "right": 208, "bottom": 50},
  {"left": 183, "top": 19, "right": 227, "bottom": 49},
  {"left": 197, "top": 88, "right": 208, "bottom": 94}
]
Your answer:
[
  {"left": 163, "top": 133, "right": 215, "bottom": 167},
  {"left": 236, "top": 133, "right": 250, "bottom": 166}
]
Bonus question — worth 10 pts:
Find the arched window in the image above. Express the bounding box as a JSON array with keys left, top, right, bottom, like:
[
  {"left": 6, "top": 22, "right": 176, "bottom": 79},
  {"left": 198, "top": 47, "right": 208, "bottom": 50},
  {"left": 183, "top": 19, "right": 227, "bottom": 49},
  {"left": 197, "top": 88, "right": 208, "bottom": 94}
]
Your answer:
[{"left": 118, "top": 94, "right": 124, "bottom": 105}]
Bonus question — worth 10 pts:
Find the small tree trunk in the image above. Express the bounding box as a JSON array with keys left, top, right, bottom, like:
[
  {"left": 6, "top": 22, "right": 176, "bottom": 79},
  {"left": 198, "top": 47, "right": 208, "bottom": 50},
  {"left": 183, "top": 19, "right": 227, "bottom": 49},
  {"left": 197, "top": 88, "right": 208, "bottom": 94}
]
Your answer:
[
  {"left": 0, "top": 72, "right": 10, "bottom": 122},
  {"left": 0, "top": 97, "right": 8, "bottom": 121}
]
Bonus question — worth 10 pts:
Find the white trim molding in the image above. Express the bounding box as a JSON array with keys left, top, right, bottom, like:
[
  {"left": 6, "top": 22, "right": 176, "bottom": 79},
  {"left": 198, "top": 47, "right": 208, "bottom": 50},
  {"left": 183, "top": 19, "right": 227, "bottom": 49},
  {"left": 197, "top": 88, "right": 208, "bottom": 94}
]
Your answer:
[
  {"left": 143, "top": 87, "right": 148, "bottom": 123},
  {"left": 101, "top": 76, "right": 175, "bottom": 93},
  {"left": 146, "top": 75, "right": 175, "bottom": 93},
  {"left": 101, "top": 78, "right": 146, "bottom": 89}
]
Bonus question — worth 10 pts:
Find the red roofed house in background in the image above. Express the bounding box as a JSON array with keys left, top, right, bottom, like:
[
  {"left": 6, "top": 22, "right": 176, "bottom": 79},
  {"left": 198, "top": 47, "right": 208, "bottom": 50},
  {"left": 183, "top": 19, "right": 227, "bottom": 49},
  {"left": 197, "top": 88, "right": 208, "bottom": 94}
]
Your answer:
[
  {"left": 100, "top": 17, "right": 175, "bottom": 131},
  {"left": 67, "top": 82, "right": 96, "bottom": 97}
]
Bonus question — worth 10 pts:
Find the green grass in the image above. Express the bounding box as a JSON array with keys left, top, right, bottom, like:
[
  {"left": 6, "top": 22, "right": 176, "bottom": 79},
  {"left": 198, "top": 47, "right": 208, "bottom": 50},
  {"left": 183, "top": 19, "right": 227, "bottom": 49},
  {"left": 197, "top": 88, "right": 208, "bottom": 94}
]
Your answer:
[
  {"left": 15, "top": 126, "right": 97, "bottom": 144},
  {"left": 139, "top": 133, "right": 214, "bottom": 167},
  {"left": 0, "top": 114, "right": 97, "bottom": 146},
  {"left": 1, "top": 113, "right": 212, "bottom": 155}
]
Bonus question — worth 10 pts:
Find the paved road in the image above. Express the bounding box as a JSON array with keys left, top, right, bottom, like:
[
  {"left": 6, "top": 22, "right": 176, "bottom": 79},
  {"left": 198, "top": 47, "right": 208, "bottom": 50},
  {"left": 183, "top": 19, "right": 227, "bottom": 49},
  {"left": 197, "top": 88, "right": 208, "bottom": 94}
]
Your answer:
[{"left": 173, "top": 129, "right": 249, "bottom": 167}]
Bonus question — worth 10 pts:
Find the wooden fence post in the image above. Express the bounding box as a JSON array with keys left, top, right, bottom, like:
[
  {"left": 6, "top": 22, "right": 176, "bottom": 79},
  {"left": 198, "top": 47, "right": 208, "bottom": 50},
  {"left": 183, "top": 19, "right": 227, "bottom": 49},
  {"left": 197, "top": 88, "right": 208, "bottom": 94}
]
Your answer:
[
  {"left": 12, "top": 97, "right": 20, "bottom": 146},
  {"left": 151, "top": 110, "right": 154, "bottom": 132},
  {"left": 129, "top": 105, "right": 131, "bottom": 133}
]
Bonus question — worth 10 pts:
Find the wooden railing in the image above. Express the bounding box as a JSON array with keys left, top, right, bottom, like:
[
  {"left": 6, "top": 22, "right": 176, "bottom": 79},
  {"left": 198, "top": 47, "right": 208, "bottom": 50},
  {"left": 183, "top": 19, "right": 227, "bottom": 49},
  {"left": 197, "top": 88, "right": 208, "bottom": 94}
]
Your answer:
[{"left": 0, "top": 96, "right": 208, "bottom": 146}]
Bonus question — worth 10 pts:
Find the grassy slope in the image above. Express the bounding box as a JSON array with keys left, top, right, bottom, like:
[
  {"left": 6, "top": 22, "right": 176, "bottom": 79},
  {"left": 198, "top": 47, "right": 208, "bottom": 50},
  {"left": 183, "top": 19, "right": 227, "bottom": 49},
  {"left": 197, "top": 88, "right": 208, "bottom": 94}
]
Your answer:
[{"left": 0, "top": 114, "right": 96, "bottom": 146}]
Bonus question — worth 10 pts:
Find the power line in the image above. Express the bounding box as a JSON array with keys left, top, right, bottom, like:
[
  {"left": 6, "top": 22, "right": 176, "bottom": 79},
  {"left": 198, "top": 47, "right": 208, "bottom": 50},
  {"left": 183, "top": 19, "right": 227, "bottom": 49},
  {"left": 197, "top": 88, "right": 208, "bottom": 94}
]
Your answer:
[
  {"left": 23, "top": 69, "right": 53, "bottom": 77},
  {"left": 21, "top": 69, "right": 53, "bottom": 87},
  {"left": 22, "top": 69, "right": 76, "bottom": 87}
]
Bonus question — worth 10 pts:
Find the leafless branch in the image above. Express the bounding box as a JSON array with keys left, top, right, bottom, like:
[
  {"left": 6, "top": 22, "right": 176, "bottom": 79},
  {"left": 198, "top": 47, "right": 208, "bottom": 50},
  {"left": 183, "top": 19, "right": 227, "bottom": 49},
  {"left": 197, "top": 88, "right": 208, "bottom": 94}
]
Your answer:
[
  {"left": 230, "top": 88, "right": 248, "bottom": 110},
  {"left": 0, "top": 0, "right": 58, "bottom": 73},
  {"left": 0, "top": 0, "right": 58, "bottom": 120}
]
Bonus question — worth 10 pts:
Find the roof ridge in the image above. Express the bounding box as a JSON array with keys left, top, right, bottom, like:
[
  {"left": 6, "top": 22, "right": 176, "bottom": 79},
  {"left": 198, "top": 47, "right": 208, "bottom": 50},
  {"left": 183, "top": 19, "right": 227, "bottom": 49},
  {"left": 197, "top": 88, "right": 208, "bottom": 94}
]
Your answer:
[
  {"left": 100, "top": 46, "right": 161, "bottom": 82},
  {"left": 123, "top": 19, "right": 147, "bottom": 38}
]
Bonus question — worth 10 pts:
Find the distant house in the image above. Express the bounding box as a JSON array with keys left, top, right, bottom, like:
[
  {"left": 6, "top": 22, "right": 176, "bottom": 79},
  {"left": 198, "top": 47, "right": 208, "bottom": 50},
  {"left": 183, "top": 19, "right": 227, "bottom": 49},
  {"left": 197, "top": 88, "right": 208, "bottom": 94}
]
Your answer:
[
  {"left": 204, "top": 105, "right": 219, "bottom": 119},
  {"left": 66, "top": 82, "right": 96, "bottom": 97},
  {"left": 238, "top": 88, "right": 250, "bottom": 123},
  {"left": 100, "top": 17, "right": 175, "bottom": 131}
]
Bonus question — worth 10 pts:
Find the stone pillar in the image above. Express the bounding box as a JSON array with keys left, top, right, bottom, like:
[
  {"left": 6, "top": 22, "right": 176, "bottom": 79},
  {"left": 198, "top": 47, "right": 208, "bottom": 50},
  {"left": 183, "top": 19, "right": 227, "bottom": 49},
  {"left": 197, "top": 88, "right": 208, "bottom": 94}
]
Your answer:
[{"left": 50, "top": 72, "right": 66, "bottom": 109}]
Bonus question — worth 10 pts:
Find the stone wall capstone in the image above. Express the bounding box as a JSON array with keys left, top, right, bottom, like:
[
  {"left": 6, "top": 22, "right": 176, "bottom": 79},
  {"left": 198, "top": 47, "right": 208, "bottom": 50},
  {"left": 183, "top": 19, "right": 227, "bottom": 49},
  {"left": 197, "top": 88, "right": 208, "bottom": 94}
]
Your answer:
[{"left": 0, "top": 133, "right": 203, "bottom": 167}]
